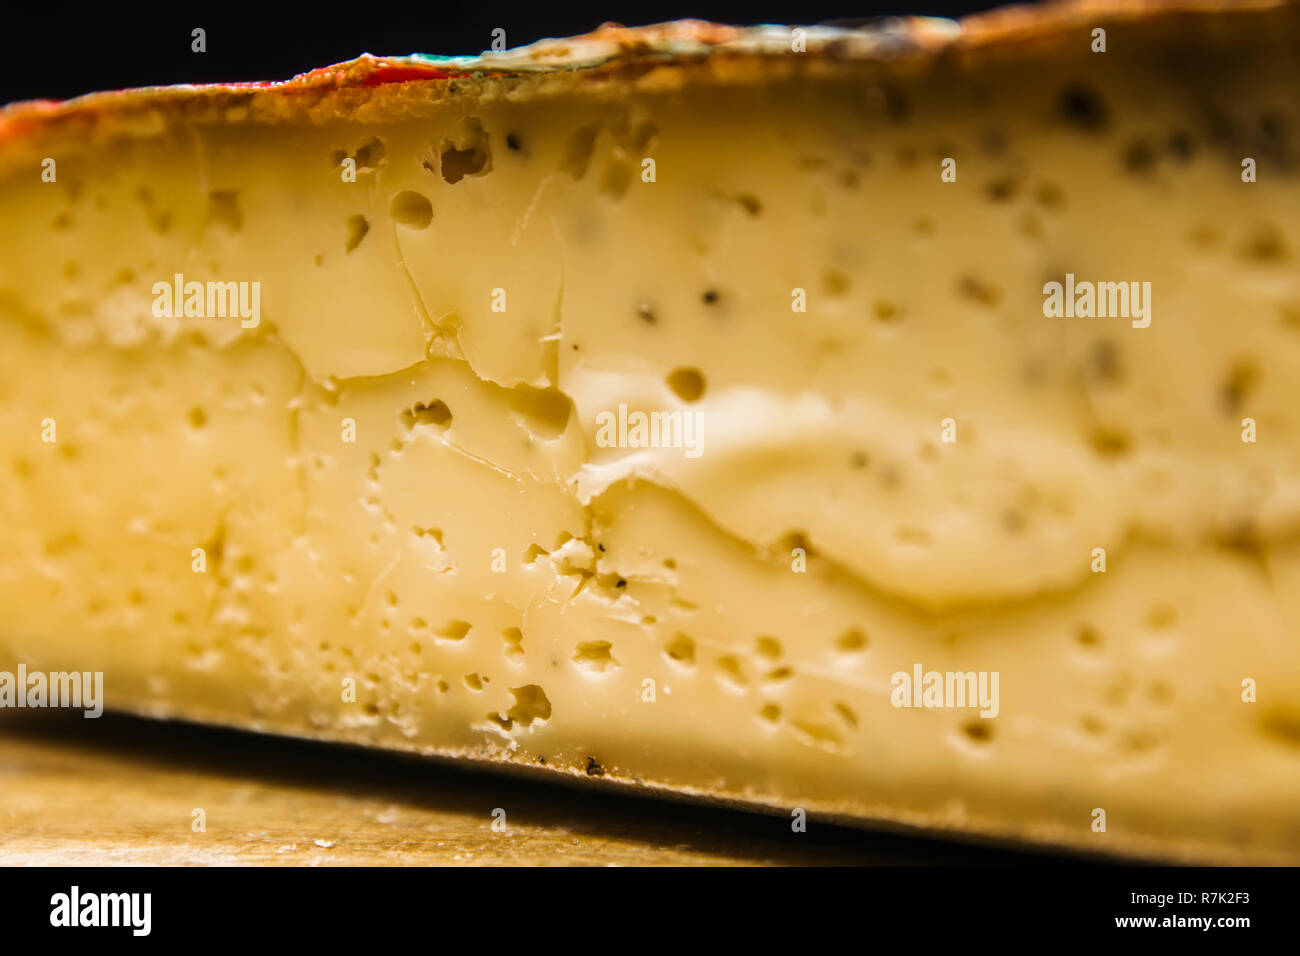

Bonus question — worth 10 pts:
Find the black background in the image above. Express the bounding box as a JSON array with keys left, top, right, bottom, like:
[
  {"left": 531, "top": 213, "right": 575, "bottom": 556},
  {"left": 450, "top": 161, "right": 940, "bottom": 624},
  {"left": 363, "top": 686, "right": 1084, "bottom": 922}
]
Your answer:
[
  {"left": 3, "top": 0, "right": 998, "bottom": 105},
  {"left": 1, "top": 863, "right": 1283, "bottom": 941}
]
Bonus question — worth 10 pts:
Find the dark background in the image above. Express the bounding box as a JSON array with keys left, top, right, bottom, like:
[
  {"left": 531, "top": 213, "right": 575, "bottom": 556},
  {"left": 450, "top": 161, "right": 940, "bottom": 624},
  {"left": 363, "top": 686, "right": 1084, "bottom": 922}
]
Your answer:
[{"left": 3, "top": 0, "right": 999, "bottom": 105}]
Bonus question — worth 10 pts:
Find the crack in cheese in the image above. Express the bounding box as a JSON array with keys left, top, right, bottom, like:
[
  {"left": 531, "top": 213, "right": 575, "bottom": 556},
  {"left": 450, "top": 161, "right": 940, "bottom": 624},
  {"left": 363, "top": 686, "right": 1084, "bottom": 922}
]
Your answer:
[{"left": 1, "top": 2, "right": 1299, "bottom": 862}]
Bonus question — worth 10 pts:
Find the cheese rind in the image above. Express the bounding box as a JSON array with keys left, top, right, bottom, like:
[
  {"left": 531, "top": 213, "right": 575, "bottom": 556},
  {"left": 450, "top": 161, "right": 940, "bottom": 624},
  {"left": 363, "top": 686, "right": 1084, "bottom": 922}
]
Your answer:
[{"left": 2, "top": 2, "right": 1300, "bottom": 863}]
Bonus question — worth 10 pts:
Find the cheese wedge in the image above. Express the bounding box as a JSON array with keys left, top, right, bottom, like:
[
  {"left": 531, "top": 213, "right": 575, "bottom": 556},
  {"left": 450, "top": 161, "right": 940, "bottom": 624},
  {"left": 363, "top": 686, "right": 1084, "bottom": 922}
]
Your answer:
[{"left": 2, "top": 0, "right": 1299, "bottom": 863}]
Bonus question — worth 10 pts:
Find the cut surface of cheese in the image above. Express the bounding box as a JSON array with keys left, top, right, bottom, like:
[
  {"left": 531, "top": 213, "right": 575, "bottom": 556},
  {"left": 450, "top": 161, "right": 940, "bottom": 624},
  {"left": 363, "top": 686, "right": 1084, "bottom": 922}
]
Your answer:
[{"left": 2, "top": 0, "right": 1300, "bottom": 863}]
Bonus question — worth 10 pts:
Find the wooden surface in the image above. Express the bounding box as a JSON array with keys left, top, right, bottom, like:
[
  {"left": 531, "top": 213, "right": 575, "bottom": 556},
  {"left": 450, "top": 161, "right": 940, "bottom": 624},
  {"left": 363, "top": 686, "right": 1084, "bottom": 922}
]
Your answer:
[{"left": 0, "top": 712, "right": 1070, "bottom": 866}]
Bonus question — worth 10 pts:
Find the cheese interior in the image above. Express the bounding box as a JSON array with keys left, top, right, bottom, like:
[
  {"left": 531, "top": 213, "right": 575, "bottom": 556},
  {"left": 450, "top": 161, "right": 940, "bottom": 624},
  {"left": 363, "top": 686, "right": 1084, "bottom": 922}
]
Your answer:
[{"left": 1, "top": 11, "right": 1299, "bottom": 861}]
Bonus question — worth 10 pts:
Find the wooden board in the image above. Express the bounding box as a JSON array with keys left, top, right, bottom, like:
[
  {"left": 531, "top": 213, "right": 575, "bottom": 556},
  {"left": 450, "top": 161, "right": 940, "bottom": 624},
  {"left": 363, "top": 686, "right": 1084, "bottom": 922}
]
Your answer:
[{"left": 0, "top": 712, "right": 1071, "bottom": 866}]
